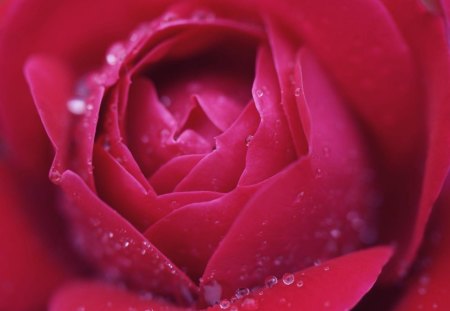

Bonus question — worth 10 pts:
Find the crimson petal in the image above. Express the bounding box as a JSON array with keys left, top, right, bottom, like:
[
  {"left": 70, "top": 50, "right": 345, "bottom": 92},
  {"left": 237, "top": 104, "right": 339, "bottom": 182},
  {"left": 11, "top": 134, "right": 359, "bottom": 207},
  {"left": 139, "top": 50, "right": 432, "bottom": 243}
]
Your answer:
[
  {"left": 201, "top": 47, "right": 380, "bottom": 298},
  {"left": 208, "top": 247, "right": 392, "bottom": 311},
  {"left": 393, "top": 176, "right": 450, "bottom": 310},
  {"left": 58, "top": 171, "right": 199, "bottom": 304},
  {"left": 0, "top": 162, "right": 71, "bottom": 311},
  {"left": 49, "top": 281, "right": 187, "bottom": 311}
]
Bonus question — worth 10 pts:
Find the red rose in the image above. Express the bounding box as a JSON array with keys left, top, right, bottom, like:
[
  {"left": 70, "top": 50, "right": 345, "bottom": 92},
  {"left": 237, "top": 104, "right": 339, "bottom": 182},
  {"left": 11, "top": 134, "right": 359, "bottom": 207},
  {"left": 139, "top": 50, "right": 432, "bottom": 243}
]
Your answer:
[{"left": 0, "top": 0, "right": 449, "bottom": 310}]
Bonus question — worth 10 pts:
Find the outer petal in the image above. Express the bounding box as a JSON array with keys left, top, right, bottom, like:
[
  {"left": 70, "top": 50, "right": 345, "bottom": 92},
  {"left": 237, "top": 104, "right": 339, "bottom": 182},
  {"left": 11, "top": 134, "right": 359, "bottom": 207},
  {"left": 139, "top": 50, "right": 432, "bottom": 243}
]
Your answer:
[
  {"left": 372, "top": 0, "right": 450, "bottom": 279},
  {"left": 393, "top": 174, "right": 450, "bottom": 311},
  {"left": 0, "top": 0, "right": 172, "bottom": 174},
  {"left": 49, "top": 281, "right": 187, "bottom": 311},
  {"left": 208, "top": 247, "right": 393, "bottom": 311},
  {"left": 201, "top": 48, "right": 380, "bottom": 299},
  {"left": 58, "top": 171, "right": 199, "bottom": 305},
  {"left": 0, "top": 162, "right": 71, "bottom": 311}
]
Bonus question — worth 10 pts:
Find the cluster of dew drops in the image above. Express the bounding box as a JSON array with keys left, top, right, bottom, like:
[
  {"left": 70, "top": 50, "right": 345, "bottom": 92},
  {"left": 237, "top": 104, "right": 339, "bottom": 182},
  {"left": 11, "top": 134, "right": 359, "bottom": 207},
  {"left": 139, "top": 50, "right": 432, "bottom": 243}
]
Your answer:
[{"left": 217, "top": 262, "right": 332, "bottom": 310}]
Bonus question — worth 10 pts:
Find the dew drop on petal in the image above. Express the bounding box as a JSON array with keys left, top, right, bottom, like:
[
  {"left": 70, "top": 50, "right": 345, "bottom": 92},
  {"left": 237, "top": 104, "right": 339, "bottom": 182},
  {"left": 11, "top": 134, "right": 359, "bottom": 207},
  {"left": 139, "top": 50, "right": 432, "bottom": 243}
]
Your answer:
[
  {"left": 106, "top": 43, "right": 126, "bottom": 66},
  {"left": 245, "top": 135, "right": 254, "bottom": 147},
  {"left": 235, "top": 287, "right": 250, "bottom": 299},
  {"left": 330, "top": 229, "right": 341, "bottom": 239},
  {"left": 264, "top": 275, "right": 278, "bottom": 288},
  {"left": 296, "top": 280, "right": 304, "bottom": 287},
  {"left": 294, "top": 87, "right": 301, "bottom": 97},
  {"left": 282, "top": 273, "right": 295, "bottom": 285},
  {"left": 49, "top": 168, "right": 62, "bottom": 183},
  {"left": 219, "top": 299, "right": 231, "bottom": 309},
  {"left": 67, "top": 98, "right": 87, "bottom": 115},
  {"left": 255, "top": 89, "right": 264, "bottom": 98}
]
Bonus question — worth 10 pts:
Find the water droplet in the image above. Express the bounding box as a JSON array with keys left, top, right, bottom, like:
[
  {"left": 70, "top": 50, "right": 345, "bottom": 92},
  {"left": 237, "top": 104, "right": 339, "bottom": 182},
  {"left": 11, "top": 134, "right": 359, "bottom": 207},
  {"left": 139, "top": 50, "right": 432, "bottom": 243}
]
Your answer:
[
  {"left": 219, "top": 299, "right": 231, "bottom": 309},
  {"left": 192, "top": 10, "right": 215, "bottom": 21},
  {"left": 245, "top": 135, "right": 254, "bottom": 147},
  {"left": 123, "top": 241, "right": 130, "bottom": 248},
  {"left": 264, "top": 275, "right": 278, "bottom": 288},
  {"left": 315, "top": 168, "right": 323, "bottom": 178},
  {"left": 294, "top": 191, "right": 305, "bottom": 204},
  {"left": 282, "top": 273, "right": 295, "bottom": 285},
  {"left": 161, "top": 12, "right": 178, "bottom": 23},
  {"left": 106, "top": 43, "right": 126, "bottom": 66},
  {"left": 323, "top": 266, "right": 330, "bottom": 271},
  {"left": 296, "top": 280, "right": 304, "bottom": 287},
  {"left": 314, "top": 259, "right": 322, "bottom": 267},
  {"left": 49, "top": 168, "right": 62, "bottom": 183},
  {"left": 255, "top": 89, "right": 264, "bottom": 98},
  {"left": 330, "top": 229, "right": 341, "bottom": 239},
  {"left": 294, "top": 87, "right": 301, "bottom": 97},
  {"left": 67, "top": 98, "right": 87, "bottom": 115},
  {"left": 235, "top": 287, "right": 250, "bottom": 299},
  {"left": 241, "top": 297, "right": 258, "bottom": 310}
]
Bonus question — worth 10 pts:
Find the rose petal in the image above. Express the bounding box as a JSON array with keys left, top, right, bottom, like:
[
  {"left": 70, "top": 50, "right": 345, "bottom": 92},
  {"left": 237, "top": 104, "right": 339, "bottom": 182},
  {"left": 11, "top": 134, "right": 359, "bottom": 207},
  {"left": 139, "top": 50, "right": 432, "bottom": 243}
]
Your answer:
[
  {"left": 145, "top": 187, "right": 255, "bottom": 283},
  {"left": 265, "top": 17, "right": 308, "bottom": 157},
  {"left": 208, "top": 247, "right": 393, "bottom": 311},
  {"left": 49, "top": 281, "right": 187, "bottom": 311},
  {"left": 174, "top": 102, "right": 259, "bottom": 193},
  {"left": 238, "top": 45, "right": 297, "bottom": 185},
  {"left": 150, "top": 154, "right": 205, "bottom": 194},
  {"left": 0, "top": 162, "right": 71, "bottom": 311},
  {"left": 274, "top": 0, "right": 425, "bottom": 167},
  {"left": 25, "top": 55, "right": 103, "bottom": 189},
  {"left": 390, "top": 175, "right": 450, "bottom": 311},
  {"left": 370, "top": 0, "right": 450, "bottom": 280},
  {"left": 126, "top": 78, "right": 210, "bottom": 177},
  {"left": 201, "top": 47, "right": 380, "bottom": 299},
  {"left": 24, "top": 56, "right": 73, "bottom": 176},
  {"left": 93, "top": 143, "right": 164, "bottom": 231},
  {"left": 58, "top": 171, "right": 199, "bottom": 305},
  {"left": 0, "top": 0, "right": 170, "bottom": 174}
]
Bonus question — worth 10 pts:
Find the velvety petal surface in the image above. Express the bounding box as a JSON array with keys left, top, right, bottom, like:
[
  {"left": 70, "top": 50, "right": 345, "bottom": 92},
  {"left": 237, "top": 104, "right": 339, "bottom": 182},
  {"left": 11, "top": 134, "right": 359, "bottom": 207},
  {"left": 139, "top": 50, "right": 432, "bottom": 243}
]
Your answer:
[
  {"left": 201, "top": 48, "right": 380, "bottom": 299},
  {"left": 50, "top": 281, "right": 187, "bottom": 311},
  {"left": 393, "top": 175, "right": 450, "bottom": 311},
  {"left": 58, "top": 171, "right": 199, "bottom": 305},
  {"left": 208, "top": 247, "right": 392, "bottom": 311},
  {"left": 0, "top": 162, "right": 71, "bottom": 311}
]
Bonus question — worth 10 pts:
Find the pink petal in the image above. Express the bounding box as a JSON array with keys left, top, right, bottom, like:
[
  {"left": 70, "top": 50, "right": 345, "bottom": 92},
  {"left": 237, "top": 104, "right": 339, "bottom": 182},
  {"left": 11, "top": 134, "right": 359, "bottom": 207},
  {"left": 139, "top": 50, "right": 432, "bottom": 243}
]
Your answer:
[
  {"left": 265, "top": 17, "right": 308, "bottom": 157},
  {"left": 25, "top": 55, "right": 103, "bottom": 189},
  {"left": 150, "top": 154, "right": 205, "bottom": 194},
  {"left": 93, "top": 143, "right": 164, "bottom": 231},
  {"left": 145, "top": 187, "right": 255, "bottom": 283},
  {"left": 174, "top": 102, "right": 259, "bottom": 193},
  {"left": 238, "top": 45, "right": 297, "bottom": 185},
  {"left": 370, "top": 0, "right": 450, "bottom": 280},
  {"left": 125, "top": 78, "right": 210, "bottom": 177},
  {"left": 0, "top": 162, "right": 71, "bottom": 311},
  {"left": 58, "top": 171, "right": 199, "bottom": 305},
  {"left": 201, "top": 48, "right": 380, "bottom": 299},
  {"left": 208, "top": 247, "right": 393, "bottom": 311},
  {"left": 0, "top": 0, "right": 169, "bottom": 174},
  {"left": 274, "top": 0, "right": 425, "bottom": 167},
  {"left": 392, "top": 176, "right": 450, "bottom": 311},
  {"left": 49, "top": 281, "right": 187, "bottom": 311}
]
